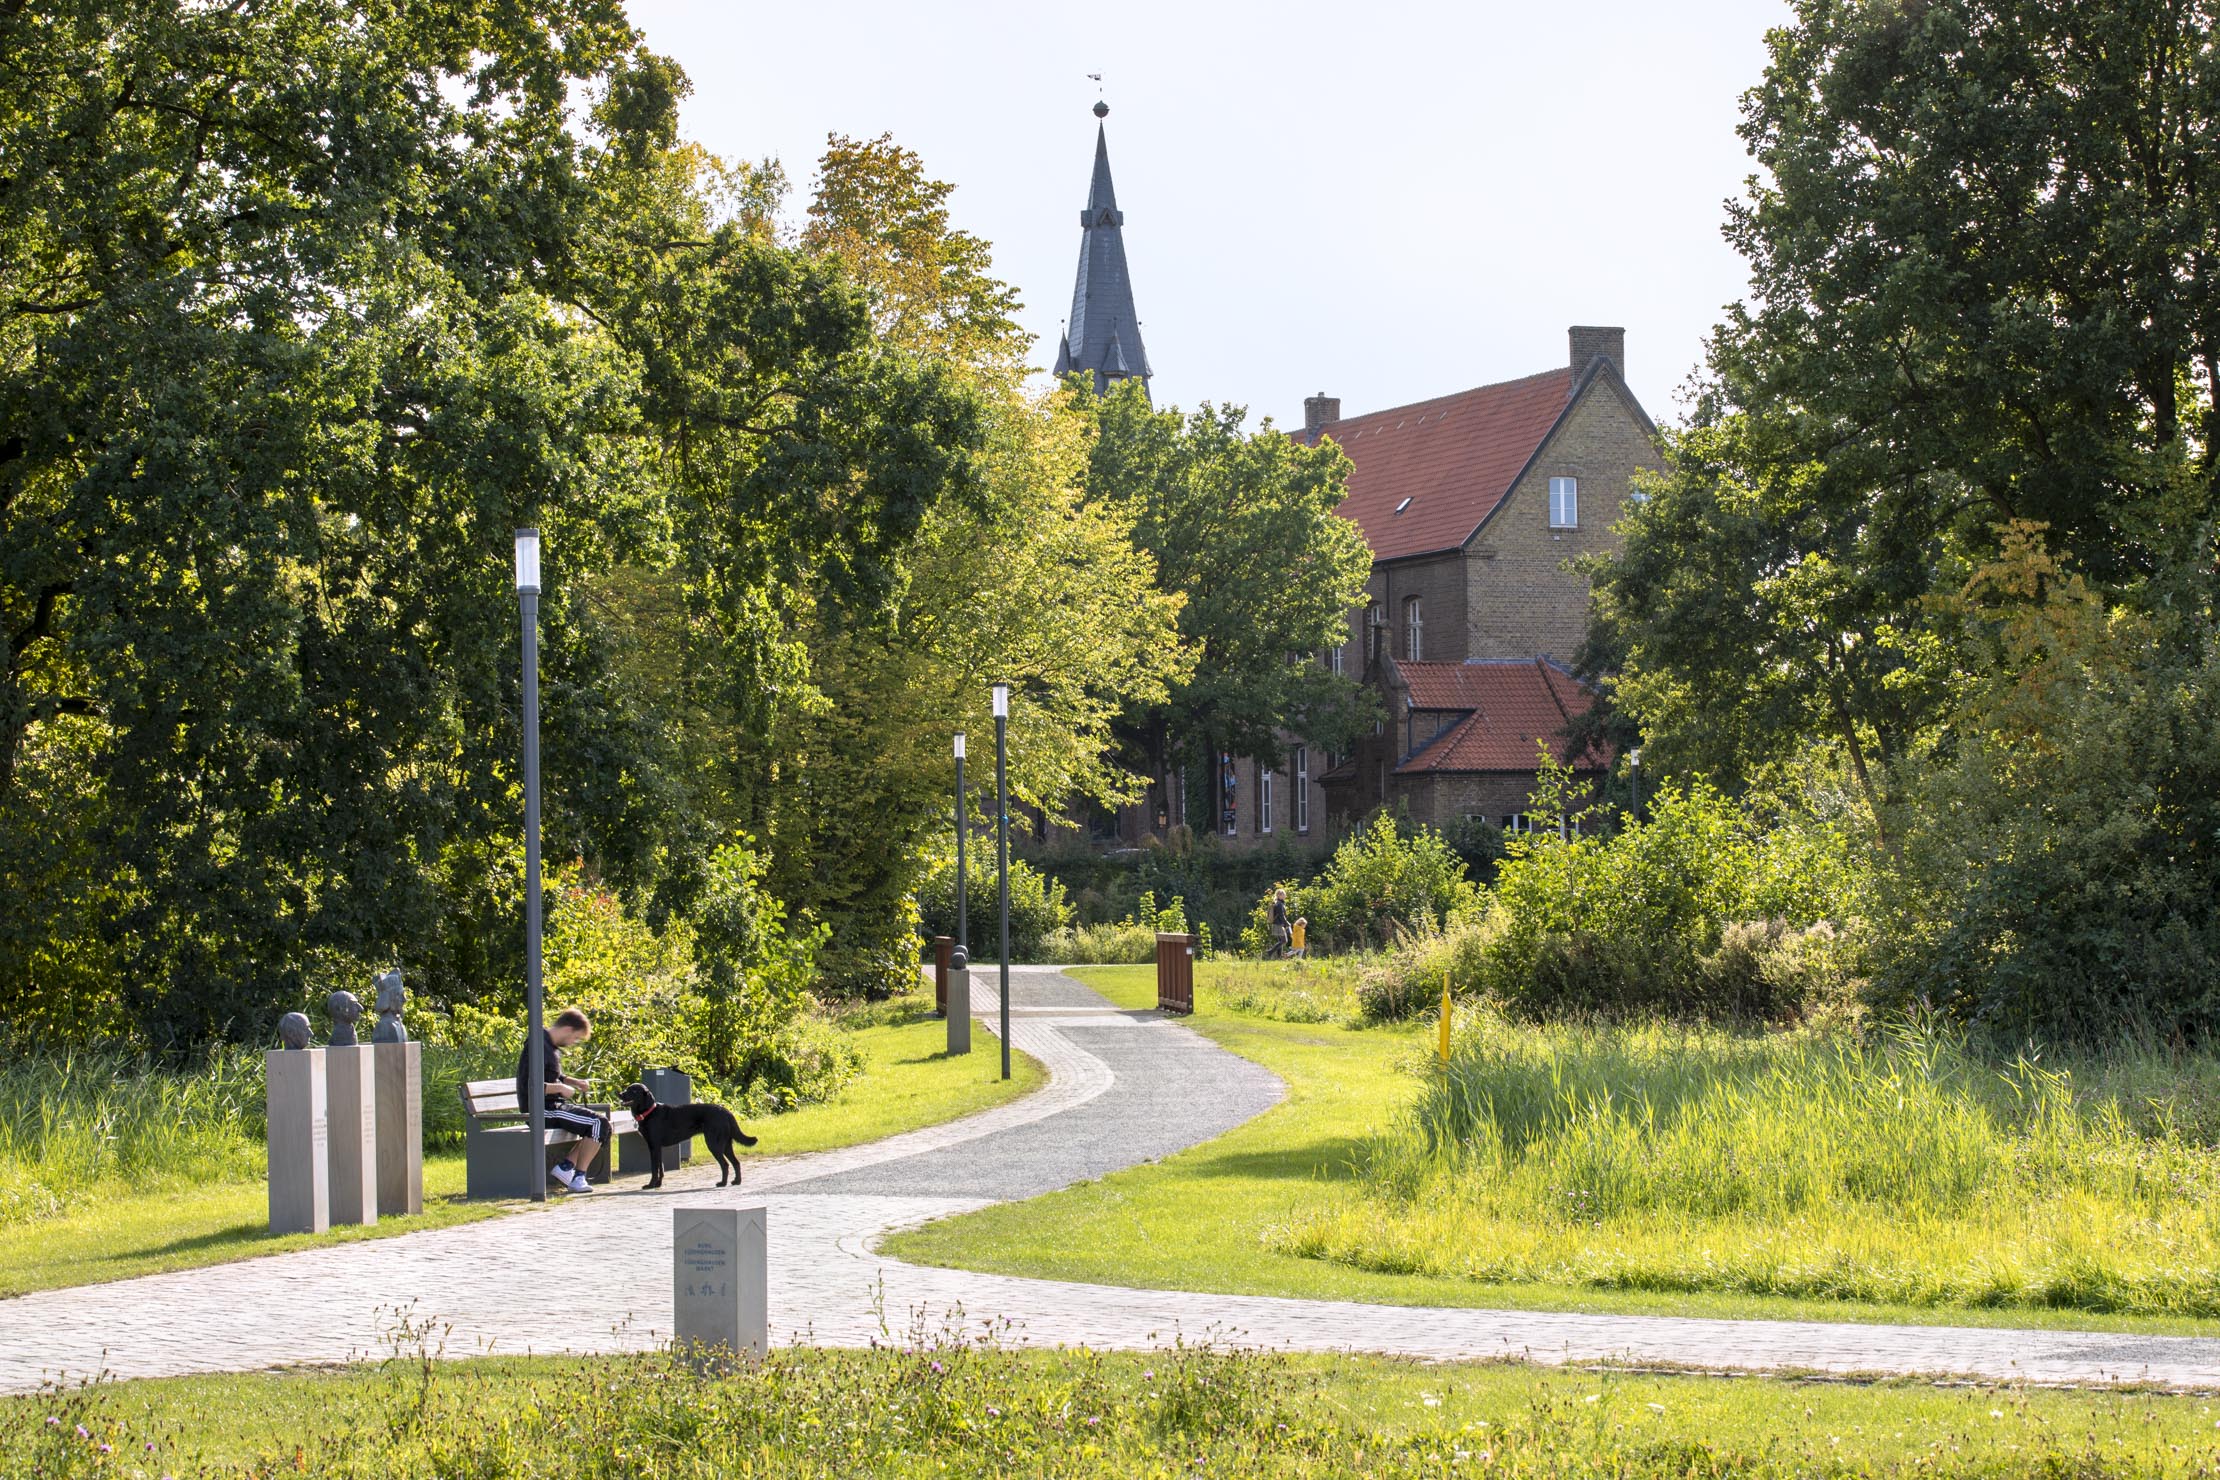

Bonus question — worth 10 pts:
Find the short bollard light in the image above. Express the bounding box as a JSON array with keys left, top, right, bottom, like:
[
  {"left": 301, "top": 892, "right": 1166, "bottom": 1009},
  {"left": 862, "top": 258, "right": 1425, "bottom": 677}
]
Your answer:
[{"left": 946, "top": 945, "right": 972, "bottom": 1056}]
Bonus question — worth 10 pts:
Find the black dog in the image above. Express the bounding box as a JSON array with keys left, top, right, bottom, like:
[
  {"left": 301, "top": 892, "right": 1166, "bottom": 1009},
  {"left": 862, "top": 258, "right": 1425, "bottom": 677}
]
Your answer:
[{"left": 617, "top": 1082, "right": 758, "bottom": 1189}]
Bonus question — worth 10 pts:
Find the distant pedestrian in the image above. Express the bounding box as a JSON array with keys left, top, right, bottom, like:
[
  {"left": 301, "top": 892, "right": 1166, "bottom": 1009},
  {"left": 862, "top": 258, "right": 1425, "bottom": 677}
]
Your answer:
[
  {"left": 1290, "top": 917, "right": 1308, "bottom": 960},
  {"left": 1267, "top": 887, "right": 1292, "bottom": 958}
]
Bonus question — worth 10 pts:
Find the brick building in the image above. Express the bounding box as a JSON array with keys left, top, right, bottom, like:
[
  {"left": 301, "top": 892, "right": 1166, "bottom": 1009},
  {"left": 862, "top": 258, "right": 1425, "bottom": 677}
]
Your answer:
[
  {"left": 1189, "top": 327, "right": 1656, "bottom": 848},
  {"left": 1046, "top": 108, "right": 1652, "bottom": 848}
]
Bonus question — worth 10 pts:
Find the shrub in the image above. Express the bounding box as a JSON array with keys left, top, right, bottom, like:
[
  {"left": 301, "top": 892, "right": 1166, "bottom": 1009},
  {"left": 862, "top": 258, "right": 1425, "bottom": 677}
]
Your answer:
[
  {"left": 913, "top": 851, "right": 1073, "bottom": 960},
  {"left": 1477, "top": 781, "right": 1866, "bottom": 1020},
  {"left": 1871, "top": 641, "right": 2220, "bottom": 1043},
  {"left": 1355, "top": 913, "right": 1503, "bottom": 1022},
  {"left": 1040, "top": 921, "right": 1157, "bottom": 964},
  {"left": 1242, "top": 814, "right": 1479, "bottom": 956}
]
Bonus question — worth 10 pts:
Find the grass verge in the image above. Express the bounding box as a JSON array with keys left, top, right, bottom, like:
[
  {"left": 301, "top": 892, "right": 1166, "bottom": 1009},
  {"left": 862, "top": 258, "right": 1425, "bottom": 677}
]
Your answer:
[
  {"left": 10, "top": 1337, "right": 2220, "bottom": 1477},
  {"left": 885, "top": 963, "right": 2220, "bottom": 1336},
  {"left": 1, "top": 992, "right": 1036, "bottom": 1299}
]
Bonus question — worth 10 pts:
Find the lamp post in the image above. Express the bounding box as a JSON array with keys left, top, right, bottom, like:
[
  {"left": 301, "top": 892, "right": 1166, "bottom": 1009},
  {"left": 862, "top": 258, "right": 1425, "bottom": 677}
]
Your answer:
[
  {"left": 1629, "top": 746, "right": 1643, "bottom": 822},
  {"left": 992, "top": 682, "right": 1011, "bottom": 1082},
  {"left": 954, "top": 732, "right": 968, "bottom": 958},
  {"left": 515, "top": 528, "right": 547, "bottom": 1202}
]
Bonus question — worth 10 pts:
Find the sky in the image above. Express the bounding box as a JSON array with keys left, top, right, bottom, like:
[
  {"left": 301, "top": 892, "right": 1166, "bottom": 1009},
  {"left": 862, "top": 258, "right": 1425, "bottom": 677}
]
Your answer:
[{"left": 626, "top": 0, "right": 1793, "bottom": 428}]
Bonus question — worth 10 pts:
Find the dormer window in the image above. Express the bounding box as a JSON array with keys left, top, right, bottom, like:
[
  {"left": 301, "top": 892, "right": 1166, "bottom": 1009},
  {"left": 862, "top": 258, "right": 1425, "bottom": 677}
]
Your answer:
[{"left": 1549, "top": 476, "right": 1579, "bottom": 529}]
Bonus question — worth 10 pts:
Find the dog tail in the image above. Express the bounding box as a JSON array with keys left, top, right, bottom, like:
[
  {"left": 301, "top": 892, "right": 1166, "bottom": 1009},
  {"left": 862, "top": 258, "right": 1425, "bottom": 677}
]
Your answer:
[{"left": 736, "top": 1128, "right": 758, "bottom": 1146}]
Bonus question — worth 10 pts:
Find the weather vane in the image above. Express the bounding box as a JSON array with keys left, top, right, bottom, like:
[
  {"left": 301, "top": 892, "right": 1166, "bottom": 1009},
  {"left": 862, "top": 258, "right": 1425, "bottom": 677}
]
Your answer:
[{"left": 1088, "top": 72, "right": 1107, "bottom": 117}]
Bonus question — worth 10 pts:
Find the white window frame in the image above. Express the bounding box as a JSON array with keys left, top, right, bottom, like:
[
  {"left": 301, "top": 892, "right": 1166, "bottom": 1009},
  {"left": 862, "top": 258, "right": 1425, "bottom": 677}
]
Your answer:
[
  {"left": 1330, "top": 642, "right": 1345, "bottom": 676},
  {"left": 1404, "top": 596, "right": 1423, "bottom": 661},
  {"left": 1294, "top": 747, "right": 1310, "bottom": 833},
  {"left": 1259, "top": 765, "right": 1274, "bottom": 834},
  {"left": 1549, "top": 476, "right": 1579, "bottom": 529}
]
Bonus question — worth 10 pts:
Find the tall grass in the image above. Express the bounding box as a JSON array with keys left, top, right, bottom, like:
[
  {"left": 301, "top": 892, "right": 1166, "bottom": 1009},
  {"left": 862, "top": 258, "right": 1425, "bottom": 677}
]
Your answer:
[
  {"left": 1281, "top": 1012, "right": 2220, "bottom": 1315},
  {"left": 0, "top": 1049, "right": 266, "bottom": 1225}
]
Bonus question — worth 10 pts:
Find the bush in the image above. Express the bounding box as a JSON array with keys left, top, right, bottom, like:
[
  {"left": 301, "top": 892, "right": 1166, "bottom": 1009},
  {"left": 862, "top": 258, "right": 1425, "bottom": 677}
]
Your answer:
[
  {"left": 1242, "top": 814, "right": 1479, "bottom": 956},
  {"left": 1871, "top": 641, "right": 2220, "bottom": 1043},
  {"left": 1355, "top": 913, "right": 1503, "bottom": 1022},
  {"left": 1041, "top": 921, "right": 1156, "bottom": 964},
  {"left": 1476, "top": 781, "right": 1866, "bottom": 1021},
  {"left": 913, "top": 851, "right": 1073, "bottom": 961}
]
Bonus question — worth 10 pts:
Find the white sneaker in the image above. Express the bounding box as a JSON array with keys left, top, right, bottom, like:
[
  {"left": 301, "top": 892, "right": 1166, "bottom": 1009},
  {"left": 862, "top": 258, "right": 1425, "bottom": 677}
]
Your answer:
[
  {"left": 565, "top": 1167, "right": 593, "bottom": 1193},
  {"left": 548, "top": 1163, "right": 575, "bottom": 1192}
]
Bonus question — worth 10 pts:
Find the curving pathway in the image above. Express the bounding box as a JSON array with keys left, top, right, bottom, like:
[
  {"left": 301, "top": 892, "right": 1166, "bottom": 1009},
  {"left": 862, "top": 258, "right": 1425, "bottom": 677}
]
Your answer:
[{"left": 3, "top": 967, "right": 2220, "bottom": 1393}]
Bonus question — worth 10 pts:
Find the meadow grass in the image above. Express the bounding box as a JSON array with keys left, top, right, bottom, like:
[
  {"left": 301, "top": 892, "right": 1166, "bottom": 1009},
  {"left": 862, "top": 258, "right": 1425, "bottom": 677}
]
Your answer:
[
  {"left": 12, "top": 1317, "right": 2220, "bottom": 1477},
  {"left": 1283, "top": 1011, "right": 2220, "bottom": 1316},
  {"left": 890, "top": 963, "right": 2220, "bottom": 1333},
  {"left": 0, "top": 988, "right": 1038, "bottom": 1296}
]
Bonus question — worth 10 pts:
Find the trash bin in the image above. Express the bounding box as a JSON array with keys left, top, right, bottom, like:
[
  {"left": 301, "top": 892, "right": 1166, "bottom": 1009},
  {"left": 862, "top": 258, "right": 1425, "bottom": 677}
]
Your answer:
[{"left": 643, "top": 1065, "right": 692, "bottom": 1169}]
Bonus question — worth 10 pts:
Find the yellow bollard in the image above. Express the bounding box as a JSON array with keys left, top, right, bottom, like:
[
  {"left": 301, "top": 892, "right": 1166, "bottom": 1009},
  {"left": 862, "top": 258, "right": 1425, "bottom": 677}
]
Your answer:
[{"left": 1438, "top": 970, "right": 1452, "bottom": 1063}]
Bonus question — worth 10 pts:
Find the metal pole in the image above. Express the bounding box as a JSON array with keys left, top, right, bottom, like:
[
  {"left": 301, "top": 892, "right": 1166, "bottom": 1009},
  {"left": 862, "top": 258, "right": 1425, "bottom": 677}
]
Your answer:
[
  {"left": 955, "top": 741, "right": 968, "bottom": 957},
  {"left": 995, "top": 709, "right": 1011, "bottom": 1082},
  {"left": 521, "top": 582, "right": 545, "bottom": 1202}
]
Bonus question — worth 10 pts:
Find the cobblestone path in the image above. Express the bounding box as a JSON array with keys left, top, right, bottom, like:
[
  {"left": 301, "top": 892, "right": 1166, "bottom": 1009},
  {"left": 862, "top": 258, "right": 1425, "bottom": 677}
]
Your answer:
[{"left": 4, "top": 967, "right": 2218, "bottom": 1393}]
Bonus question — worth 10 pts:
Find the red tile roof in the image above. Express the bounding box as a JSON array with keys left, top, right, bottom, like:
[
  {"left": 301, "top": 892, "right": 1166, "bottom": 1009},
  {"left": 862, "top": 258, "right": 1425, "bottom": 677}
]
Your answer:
[
  {"left": 1301, "top": 368, "right": 1574, "bottom": 562},
  {"left": 1394, "top": 658, "right": 1610, "bottom": 775}
]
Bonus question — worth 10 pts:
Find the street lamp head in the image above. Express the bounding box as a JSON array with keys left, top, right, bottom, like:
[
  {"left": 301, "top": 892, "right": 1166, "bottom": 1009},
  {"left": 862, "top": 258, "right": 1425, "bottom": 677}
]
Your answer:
[
  {"left": 514, "top": 528, "right": 541, "bottom": 593},
  {"left": 954, "top": 732, "right": 966, "bottom": 759},
  {"left": 991, "top": 682, "right": 1010, "bottom": 719}
]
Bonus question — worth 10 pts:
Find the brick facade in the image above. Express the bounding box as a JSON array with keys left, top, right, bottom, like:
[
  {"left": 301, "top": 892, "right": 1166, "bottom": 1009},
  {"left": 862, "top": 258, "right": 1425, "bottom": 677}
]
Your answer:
[{"left": 1466, "top": 374, "right": 1661, "bottom": 663}]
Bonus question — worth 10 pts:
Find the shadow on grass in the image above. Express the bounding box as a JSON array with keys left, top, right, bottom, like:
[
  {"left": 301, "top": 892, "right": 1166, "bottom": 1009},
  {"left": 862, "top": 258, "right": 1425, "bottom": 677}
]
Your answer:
[{"left": 1173, "top": 1137, "right": 1376, "bottom": 1183}]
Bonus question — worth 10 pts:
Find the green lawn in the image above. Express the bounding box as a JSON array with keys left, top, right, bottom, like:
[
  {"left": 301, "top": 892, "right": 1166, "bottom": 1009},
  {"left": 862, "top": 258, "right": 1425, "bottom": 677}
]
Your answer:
[
  {"left": 0, "top": 996, "right": 1036, "bottom": 1299},
  {"left": 885, "top": 963, "right": 2220, "bottom": 1337},
  {"left": 11, "top": 1346, "right": 2220, "bottom": 1477}
]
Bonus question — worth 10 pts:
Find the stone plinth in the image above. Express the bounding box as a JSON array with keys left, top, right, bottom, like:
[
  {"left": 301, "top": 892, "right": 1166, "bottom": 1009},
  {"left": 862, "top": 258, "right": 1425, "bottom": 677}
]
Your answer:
[
  {"left": 945, "top": 965, "right": 971, "bottom": 1055},
  {"left": 373, "top": 1040, "right": 422, "bottom": 1217},
  {"left": 325, "top": 1046, "right": 377, "bottom": 1226},
  {"left": 673, "top": 1206, "right": 766, "bottom": 1363},
  {"left": 266, "top": 1049, "right": 329, "bottom": 1236}
]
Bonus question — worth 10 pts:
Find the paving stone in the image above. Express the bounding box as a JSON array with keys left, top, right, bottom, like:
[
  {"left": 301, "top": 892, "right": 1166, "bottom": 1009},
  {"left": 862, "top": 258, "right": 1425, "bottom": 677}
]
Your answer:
[{"left": 3, "top": 966, "right": 2218, "bottom": 1393}]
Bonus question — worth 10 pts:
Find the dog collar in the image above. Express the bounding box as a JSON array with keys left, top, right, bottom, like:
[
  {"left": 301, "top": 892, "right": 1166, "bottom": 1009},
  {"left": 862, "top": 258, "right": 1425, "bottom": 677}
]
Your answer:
[{"left": 637, "top": 1103, "right": 656, "bottom": 1121}]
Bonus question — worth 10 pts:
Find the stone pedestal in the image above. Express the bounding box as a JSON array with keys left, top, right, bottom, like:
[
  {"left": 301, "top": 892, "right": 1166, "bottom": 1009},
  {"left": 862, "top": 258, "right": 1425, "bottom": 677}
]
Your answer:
[
  {"left": 326, "top": 1046, "right": 378, "bottom": 1226},
  {"left": 945, "top": 965, "right": 971, "bottom": 1055},
  {"left": 674, "top": 1206, "right": 767, "bottom": 1364},
  {"left": 266, "top": 1049, "right": 329, "bottom": 1236},
  {"left": 373, "top": 1040, "right": 422, "bottom": 1217}
]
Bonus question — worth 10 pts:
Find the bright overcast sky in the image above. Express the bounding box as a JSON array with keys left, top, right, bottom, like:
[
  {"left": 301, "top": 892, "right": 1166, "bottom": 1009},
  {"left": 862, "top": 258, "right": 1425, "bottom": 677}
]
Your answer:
[{"left": 627, "top": 0, "right": 1792, "bottom": 429}]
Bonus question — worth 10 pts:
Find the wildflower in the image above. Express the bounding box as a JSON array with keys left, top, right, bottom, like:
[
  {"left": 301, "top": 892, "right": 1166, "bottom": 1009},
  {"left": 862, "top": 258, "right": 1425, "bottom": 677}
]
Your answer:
[
  {"left": 44, "top": 1417, "right": 58, "bottom": 1427},
  {"left": 76, "top": 1424, "right": 89, "bottom": 1438},
  {"left": 1087, "top": 1416, "right": 1100, "bottom": 1427},
  {"left": 147, "top": 1442, "right": 157, "bottom": 1451},
  {"left": 1142, "top": 1368, "right": 1154, "bottom": 1379},
  {"left": 99, "top": 1443, "right": 112, "bottom": 1454},
  {"left": 931, "top": 1360, "right": 945, "bottom": 1375},
  {"left": 986, "top": 1406, "right": 1000, "bottom": 1418}
]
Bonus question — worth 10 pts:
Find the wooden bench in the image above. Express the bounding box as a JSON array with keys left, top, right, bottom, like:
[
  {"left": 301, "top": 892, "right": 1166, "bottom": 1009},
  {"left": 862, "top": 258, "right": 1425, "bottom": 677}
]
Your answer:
[{"left": 460, "top": 1079, "right": 642, "bottom": 1200}]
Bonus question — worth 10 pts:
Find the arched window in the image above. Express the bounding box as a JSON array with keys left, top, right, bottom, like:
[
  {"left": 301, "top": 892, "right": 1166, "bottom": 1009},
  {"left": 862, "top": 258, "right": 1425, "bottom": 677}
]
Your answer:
[{"left": 1366, "top": 601, "right": 1386, "bottom": 662}]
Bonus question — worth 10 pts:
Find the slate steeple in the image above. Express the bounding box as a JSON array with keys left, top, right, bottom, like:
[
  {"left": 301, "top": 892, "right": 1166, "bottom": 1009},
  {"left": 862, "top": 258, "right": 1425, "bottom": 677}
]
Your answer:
[{"left": 1054, "top": 101, "right": 1151, "bottom": 398}]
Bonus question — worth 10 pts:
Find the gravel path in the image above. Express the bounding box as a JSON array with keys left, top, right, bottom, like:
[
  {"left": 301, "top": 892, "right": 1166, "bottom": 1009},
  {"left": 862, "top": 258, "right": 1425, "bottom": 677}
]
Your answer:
[{"left": 3, "top": 966, "right": 2219, "bottom": 1394}]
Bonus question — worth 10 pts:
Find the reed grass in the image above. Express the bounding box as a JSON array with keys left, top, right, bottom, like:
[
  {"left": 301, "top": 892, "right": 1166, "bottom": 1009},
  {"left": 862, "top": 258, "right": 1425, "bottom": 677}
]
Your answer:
[
  {"left": 1280, "top": 1012, "right": 2220, "bottom": 1315},
  {"left": 0, "top": 1048, "right": 266, "bottom": 1225}
]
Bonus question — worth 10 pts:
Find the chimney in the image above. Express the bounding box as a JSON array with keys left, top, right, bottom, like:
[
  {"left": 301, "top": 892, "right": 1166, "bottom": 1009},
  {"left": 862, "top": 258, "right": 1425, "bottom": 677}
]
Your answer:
[
  {"left": 1568, "top": 326, "right": 1625, "bottom": 381},
  {"left": 1304, "top": 392, "right": 1341, "bottom": 433}
]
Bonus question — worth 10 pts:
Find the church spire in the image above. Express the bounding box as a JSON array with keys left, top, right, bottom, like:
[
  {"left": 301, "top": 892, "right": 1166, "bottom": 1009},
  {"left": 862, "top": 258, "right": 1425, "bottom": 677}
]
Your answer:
[{"left": 1053, "top": 100, "right": 1151, "bottom": 399}]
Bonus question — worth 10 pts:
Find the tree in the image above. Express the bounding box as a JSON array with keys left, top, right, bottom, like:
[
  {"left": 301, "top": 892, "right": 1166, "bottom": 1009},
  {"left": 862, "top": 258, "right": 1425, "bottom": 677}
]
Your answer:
[
  {"left": 0, "top": 6, "right": 988, "bottom": 1039},
  {"left": 1084, "top": 384, "right": 1376, "bottom": 823},
  {"left": 771, "top": 141, "right": 1188, "bottom": 992},
  {"left": 1589, "top": 0, "right": 2220, "bottom": 834}
]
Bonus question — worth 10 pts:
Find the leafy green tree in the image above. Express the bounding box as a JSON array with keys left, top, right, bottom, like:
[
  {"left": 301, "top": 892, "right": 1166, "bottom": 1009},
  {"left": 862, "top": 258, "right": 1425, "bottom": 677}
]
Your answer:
[
  {"left": 1590, "top": 0, "right": 2220, "bottom": 833},
  {"left": 0, "top": 5, "right": 989, "bottom": 1039},
  {"left": 1084, "top": 385, "right": 1375, "bottom": 817}
]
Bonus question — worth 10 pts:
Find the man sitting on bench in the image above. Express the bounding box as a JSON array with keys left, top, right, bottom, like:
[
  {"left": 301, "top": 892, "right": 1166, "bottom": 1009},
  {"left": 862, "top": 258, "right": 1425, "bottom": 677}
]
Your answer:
[{"left": 517, "top": 1008, "right": 603, "bottom": 1193}]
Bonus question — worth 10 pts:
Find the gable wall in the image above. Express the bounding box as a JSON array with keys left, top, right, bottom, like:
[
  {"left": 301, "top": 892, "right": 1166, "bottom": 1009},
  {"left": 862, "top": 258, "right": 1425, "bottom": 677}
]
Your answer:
[{"left": 1464, "top": 378, "right": 1662, "bottom": 662}]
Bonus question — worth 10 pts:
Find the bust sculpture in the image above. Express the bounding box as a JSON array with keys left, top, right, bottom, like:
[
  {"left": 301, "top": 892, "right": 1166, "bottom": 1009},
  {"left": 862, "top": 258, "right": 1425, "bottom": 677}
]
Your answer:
[
  {"left": 371, "top": 969, "right": 408, "bottom": 1044},
  {"left": 277, "top": 1012, "right": 313, "bottom": 1051},
  {"left": 327, "top": 989, "right": 362, "bottom": 1047}
]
